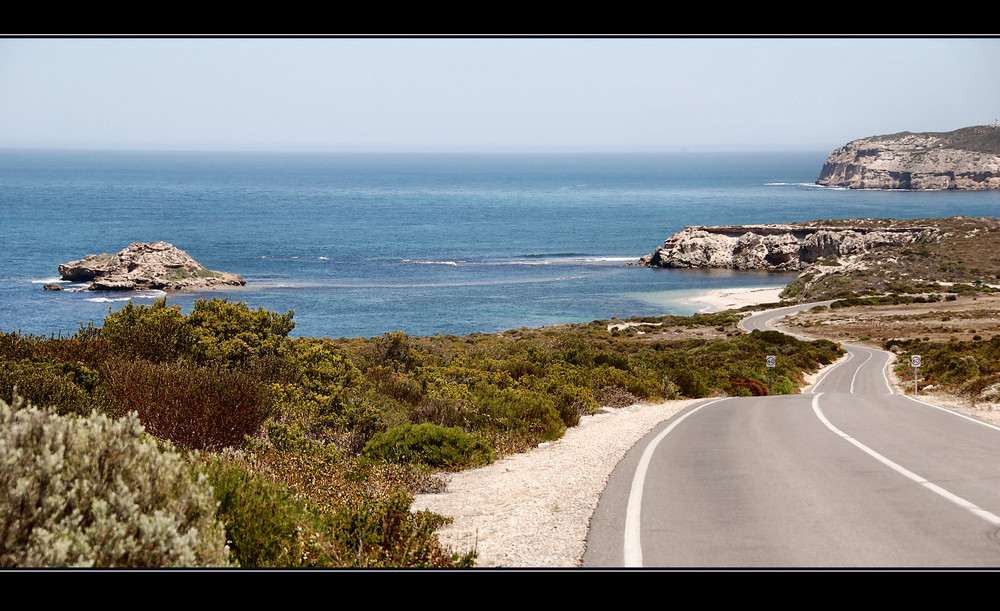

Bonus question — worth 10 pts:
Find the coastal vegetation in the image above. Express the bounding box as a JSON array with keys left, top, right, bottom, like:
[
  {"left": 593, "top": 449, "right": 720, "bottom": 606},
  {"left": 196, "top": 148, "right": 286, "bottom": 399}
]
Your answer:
[
  {"left": 882, "top": 125, "right": 1000, "bottom": 156},
  {"left": 883, "top": 335, "right": 1000, "bottom": 402},
  {"left": 9, "top": 216, "right": 1000, "bottom": 568},
  {"left": 0, "top": 297, "right": 842, "bottom": 568}
]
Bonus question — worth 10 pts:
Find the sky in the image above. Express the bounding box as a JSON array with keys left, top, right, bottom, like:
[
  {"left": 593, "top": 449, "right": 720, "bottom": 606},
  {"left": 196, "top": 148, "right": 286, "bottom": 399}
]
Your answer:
[{"left": 1, "top": 36, "right": 998, "bottom": 154}]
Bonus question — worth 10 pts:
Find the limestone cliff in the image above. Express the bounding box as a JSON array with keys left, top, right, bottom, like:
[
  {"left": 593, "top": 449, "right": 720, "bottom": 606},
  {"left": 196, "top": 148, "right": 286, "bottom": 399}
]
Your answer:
[
  {"left": 639, "top": 217, "right": 1000, "bottom": 302},
  {"left": 816, "top": 125, "right": 1000, "bottom": 190},
  {"left": 58, "top": 242, "right": 245, "bottom": 291},
  {"left": 637, "top": 222, "right": 938, "bottom": 271}
]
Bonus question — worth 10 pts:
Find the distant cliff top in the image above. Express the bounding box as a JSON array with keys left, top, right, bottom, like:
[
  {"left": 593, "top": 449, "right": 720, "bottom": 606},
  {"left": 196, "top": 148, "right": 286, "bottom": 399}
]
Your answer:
[
  {"left": 816, "top": 125, "right": 1000, "bottom": 190},
  {"left": 878, "top": 125, "right": 1000, "bottom": 154}
]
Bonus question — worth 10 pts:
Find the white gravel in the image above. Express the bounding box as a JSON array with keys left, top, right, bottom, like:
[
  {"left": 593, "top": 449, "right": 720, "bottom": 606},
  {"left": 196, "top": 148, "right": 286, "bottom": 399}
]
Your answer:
[{"left": 410, "top": 399, "right": 700, "bottom": 568}]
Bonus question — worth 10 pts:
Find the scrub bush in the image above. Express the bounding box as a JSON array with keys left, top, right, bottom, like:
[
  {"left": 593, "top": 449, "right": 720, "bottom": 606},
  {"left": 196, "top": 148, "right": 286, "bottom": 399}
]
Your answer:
[
  {"left": 205, "top": 454, "right": 333, "bottom": 567},
  {"left": 0, "top": 359, "right": 101, "bottom": 417},
  {"left": 473, "top": 387, "right": 566, "bottom": 442},
  {"left": 0, "top": 396, "right": 232, "bottom": 568},
  {"left": 363, "top": 423, "right": 493, "bottom": 469},
  {"left": 92, "top": 300, "right": 193, "bottom": 363},
  {"left": 102, "top": 359, "right": 275, "bottom": 451},
  {"left": 727, "top": 376, "right": 769, "bottom": 397},
  {"left": 186, "top": 298, "right": 295, "bottom": 367},
  {"left": 92, "top": 297, "right": 296, "bottom": 369},
  {"left": 331, "top": 493, "right": 475, "bottom": 567}
]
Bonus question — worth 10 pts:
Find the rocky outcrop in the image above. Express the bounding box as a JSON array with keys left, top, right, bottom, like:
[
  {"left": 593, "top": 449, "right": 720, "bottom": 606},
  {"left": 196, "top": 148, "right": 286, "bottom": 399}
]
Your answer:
[
  {"left": 58, "top": 242, "right": 245, "bottom": 291},
  {"left": 816, "top": 125, "right": 1000, "bottom": 190},
  {"left": 637, "top": 223, "right": 938, "bottom": 271}
]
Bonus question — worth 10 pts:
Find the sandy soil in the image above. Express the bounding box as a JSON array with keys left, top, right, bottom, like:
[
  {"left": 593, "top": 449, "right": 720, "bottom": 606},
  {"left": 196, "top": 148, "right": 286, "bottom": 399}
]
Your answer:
[
  {"left": 686, "top": 286, "right": 786, "bottom": 312},
  {"left": 412, "top": 287, "right": 1000, "bottom": 568}
]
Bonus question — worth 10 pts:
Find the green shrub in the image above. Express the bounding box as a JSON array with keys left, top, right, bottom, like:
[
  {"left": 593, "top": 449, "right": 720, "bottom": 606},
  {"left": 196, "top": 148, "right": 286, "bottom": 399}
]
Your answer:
[
  {"left": 772, "top": 375, "right": 797, "bottom": 395},
  {"left": 186, "top": 298, "right": 295, "bottom": 367},
  {"left": 0, "top": 359, "right": 101, "bottom": 417},
  {"left": 205, "top": 454, "right": 333, "bottom": 567},
  {"left": 473, "top": 387, "right": 567, "bottom": 442},
  {"left": 0, "top": 397, "right": 232, "bottom": 568},
  {"left": 365, "top": 331, "right": 421, "bottom": 373},
  {"left": 331, "top": 493, "right": 475, "bottom": 567},
  {"left": 363, "top": 423, "right": 493, "bottom": 469},
  {"left": 264, "top": 421, "right": 342, "bottom": 462},
  {"left": 91, "top": 299, "right": 193, "bottom": 363},
  {"left": 91, "top": 298, "right": 296, "bottom": 369}
]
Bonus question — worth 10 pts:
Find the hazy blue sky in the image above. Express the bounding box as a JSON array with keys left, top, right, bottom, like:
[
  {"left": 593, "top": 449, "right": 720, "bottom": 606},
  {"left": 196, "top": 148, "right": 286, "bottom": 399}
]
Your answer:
[{"left": 2, "top": 36, "right": 998, "bottom": 153}]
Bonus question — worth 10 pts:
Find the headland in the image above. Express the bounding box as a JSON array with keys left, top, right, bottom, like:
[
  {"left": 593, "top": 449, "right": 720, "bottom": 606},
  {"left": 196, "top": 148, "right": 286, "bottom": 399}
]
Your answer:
[{"left": 816, "top": 124, "right": 1000, "bottom": 190}]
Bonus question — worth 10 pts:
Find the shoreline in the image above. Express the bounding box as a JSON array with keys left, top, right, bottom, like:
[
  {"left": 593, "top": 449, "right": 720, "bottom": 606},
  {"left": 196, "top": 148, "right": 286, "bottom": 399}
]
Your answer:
[{"left": 684, "top": 285, "right": 787, "bottom": 312}]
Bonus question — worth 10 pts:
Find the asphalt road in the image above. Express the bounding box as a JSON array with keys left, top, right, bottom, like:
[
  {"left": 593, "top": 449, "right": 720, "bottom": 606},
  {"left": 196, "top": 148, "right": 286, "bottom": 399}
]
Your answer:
[{"left": 583, "top": 303, "right": 1000, "bottom": 568}]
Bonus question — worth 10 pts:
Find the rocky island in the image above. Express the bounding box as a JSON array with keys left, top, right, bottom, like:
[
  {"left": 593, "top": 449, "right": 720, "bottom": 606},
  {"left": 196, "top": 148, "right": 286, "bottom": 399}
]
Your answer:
[
  {"left": 56, "top": 242, "right": 245, "bottom": 291},
  {"left": 816, "top": 124, "right": 1000, "bottom": 190}
]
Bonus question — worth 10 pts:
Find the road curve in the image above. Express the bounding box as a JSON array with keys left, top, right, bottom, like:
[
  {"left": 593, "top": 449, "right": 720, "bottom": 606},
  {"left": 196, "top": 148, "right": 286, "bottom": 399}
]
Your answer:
[{"left": 583, "top": 302, "right": 1000, "bottom": 568}]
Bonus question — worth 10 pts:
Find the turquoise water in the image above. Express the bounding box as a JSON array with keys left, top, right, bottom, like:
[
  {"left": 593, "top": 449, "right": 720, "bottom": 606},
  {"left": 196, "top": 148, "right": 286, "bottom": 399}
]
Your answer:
[{"left": 3, "top": 149, "right": 999, "bottom": 338}]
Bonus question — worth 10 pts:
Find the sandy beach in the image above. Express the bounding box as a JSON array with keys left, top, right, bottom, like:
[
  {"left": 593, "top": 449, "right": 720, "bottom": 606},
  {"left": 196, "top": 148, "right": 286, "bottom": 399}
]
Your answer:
[{"left": 685, "top": 285, "right": 786, "bottom": 312}]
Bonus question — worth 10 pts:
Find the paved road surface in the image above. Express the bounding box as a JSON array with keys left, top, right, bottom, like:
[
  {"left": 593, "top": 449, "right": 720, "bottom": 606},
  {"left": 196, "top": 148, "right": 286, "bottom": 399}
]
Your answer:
[{"left": 583, "top": 304, "right": 1000, "bottom": 568}]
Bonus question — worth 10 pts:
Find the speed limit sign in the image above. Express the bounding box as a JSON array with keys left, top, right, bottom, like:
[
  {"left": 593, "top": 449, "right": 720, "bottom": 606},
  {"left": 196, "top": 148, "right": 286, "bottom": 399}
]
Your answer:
[
  {"left": 911, "top": 355, "right": 922, "bottom": 368},
  {"left": 766, "top": 355, "right": 776, "bottom": 368}
]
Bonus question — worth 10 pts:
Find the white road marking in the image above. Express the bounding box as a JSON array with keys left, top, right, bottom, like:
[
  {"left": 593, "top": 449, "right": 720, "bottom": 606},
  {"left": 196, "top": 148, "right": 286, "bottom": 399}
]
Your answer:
[
  {"left": 624, "top": 305, "right": 1000, "bottom": 566},
  {"left": 901, "top": 394, "right": 1000, "bottom": 433},
  {"left": 811, "top": 393, "right": 1000, "bottom": 528},
  {"left": 623, "top": 398, "right": 727, "bottom": 567},
  {"left": 849, "top": 350, "right": 872, "bottom": 394}
]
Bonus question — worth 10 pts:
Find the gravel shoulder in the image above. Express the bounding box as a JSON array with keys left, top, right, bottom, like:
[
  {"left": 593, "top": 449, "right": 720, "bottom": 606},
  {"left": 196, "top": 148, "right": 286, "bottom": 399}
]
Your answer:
[{"left": 410, "top": 398, "right": 700, "bottom": 568}]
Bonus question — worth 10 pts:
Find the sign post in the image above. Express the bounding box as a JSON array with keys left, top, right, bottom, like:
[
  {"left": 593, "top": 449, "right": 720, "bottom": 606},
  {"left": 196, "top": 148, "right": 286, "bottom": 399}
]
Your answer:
[
  {"left": 766, "top": 355, "right": 776, "bottom": 395},
  {"left": 911, "top": 354, "right": 921, "bottom": 395}
]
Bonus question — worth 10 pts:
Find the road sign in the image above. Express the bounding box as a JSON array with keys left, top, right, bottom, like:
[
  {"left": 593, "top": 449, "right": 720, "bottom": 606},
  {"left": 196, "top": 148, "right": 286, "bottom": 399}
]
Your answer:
[
  {"left": 911, "top": 355, "right": 922, "bottom": 368},
  {"left": 766, "top": 355, "right": 776, "bottom": 368}
]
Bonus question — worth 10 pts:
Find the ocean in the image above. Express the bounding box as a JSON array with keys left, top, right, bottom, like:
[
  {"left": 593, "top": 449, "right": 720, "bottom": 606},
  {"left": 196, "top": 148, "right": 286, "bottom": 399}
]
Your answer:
[{"left": 3, "top": 149, "right": 1000, "bottom": 339}]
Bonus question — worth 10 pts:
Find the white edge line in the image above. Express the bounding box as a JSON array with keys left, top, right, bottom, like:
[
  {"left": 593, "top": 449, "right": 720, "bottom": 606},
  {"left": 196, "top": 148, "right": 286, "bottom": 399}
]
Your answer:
[
  {"left": 881, "top": 350, "right": 895, "bottom": 394},
  {"left": 812, "top": 393, "right": 1000, "bottom": 528},
  {"left": 900, "top": 394, "right": 1000, "bottom": 433},
  {"left": 623, "top": 397, "right": 728, "bottom": 567}
]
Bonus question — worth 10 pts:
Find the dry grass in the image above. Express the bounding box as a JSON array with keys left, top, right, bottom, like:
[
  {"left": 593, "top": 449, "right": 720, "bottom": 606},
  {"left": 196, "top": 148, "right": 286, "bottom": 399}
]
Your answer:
[
  {"left": 780, "top": 293, "right": 1000, "bottom": 347},
  {"left": 780, "top": 217, "right": 1000, "bottom": 302}
]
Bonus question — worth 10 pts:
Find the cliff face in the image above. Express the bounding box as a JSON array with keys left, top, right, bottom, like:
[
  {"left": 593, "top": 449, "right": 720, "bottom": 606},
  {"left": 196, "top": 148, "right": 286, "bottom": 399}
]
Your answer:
[
  {"left": 637, "top": 223, "right": 938, "bottom": 271},
  {"left": 58, "top": 242, "right": 245, "bottom": 291},
  {"left": 816, "top": 125, "right": 1000, "bottom": 190},
  {"left": 639, "top": 217, "right": 1000, "bottom": 302}
]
